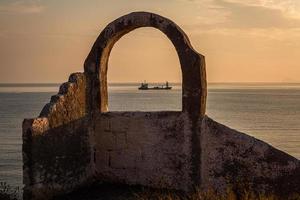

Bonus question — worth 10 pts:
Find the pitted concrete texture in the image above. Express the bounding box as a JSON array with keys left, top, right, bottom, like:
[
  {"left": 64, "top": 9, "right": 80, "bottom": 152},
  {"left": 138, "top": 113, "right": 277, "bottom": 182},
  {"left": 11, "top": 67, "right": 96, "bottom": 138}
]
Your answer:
[
  {"left": 200, "top": 117, "right": 300, "bottom": 197},
  {"left": 22, "top": 11, "right": 299, "bottom": 200},
  {"left": 23, "top": 117, "right": 92, "bottom": 200},
  {"left": 94, "top": 112, "right": 192, "bottom": 191},
  {"left": 22, "top": 72, "right": 91, "bottom": 200},
  {"left": 39, "top": 72, "right": 86, "bottom": 128}
]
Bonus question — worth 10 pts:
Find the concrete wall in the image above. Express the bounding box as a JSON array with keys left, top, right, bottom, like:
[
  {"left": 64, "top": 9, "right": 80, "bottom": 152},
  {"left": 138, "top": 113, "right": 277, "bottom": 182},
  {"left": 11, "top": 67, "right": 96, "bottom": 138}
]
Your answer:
[
  {"left": 200, "top": 117, "right": 300, "bottom": 197},
  {"left": 93, "top": 112, "right": 193, "bottom": 191},
  {"left": 23, "top": 109, "right": 300, "bottom": 199},
  {"left": 22, "top": 72, "right": 94, "bottom": 200},
  {"left": 22, "top": 12, "right": 300, "bottom": 200}
]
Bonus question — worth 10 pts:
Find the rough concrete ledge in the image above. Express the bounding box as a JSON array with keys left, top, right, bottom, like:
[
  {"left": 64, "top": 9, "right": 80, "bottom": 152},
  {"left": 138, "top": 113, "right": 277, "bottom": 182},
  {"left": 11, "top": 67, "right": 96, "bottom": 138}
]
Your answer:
[
  {"left": 39, "top": 72, "right": 86, "bottom": 129},
  {"left": 200, "top": 116, "right": 300, "bottom": 197}
]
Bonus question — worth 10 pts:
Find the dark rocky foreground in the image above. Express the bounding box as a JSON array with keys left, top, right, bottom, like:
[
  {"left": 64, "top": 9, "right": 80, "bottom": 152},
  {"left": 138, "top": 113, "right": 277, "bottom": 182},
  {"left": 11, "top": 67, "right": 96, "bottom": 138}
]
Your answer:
[
  {"left": 56, "top": 182, "right": 300, "bottom": 200},
  {"left": 55, "top": 183, "right": 182, "bottom": 200}
]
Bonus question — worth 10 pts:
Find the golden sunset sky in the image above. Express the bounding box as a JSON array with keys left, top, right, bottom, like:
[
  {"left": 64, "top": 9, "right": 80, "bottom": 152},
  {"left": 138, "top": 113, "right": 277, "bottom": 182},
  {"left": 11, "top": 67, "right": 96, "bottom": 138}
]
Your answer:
[{"left": 0, "top": 0, "right": 300, "bottom": 83}]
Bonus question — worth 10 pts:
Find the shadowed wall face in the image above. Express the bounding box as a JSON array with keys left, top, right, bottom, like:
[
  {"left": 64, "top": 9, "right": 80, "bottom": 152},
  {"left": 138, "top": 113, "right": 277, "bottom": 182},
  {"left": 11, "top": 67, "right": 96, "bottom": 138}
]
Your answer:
[
  {"left": 22, "top": 73, "right": 92, "bottom": 200},
  {"left": 23, "top": 118, "right": 91, "bottom": 200},
  {"left": 94, "top": 112, "right": 192, "bottom": 191}
]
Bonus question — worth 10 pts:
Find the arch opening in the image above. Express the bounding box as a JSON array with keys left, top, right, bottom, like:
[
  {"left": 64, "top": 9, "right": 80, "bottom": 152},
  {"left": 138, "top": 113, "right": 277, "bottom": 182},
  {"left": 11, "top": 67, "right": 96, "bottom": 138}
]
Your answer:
[
  {"left": 84, "top": 12, "right": 207, "bottom": 118},
  {"left": 107, "top": 28, "right": 182, "bottom": 111}
]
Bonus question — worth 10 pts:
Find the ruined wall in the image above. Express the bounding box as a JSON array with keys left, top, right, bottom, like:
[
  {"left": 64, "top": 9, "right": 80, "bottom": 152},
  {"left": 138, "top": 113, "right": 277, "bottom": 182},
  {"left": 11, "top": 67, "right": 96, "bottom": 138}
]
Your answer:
[
  {"left": 200, "top": 117, "right": 300, "bottom": 197},
  {"left": 22, "top": 11, "right": 300, "bottom": 200},
  {"left": 22, "top": 72, "right": 94, "bottom": 200},
  {"left": 93, "top": 112, "right": 193, "bottom": 191},
  {"left": 39, "top": 72, "right": 87, "bottom": 128}
]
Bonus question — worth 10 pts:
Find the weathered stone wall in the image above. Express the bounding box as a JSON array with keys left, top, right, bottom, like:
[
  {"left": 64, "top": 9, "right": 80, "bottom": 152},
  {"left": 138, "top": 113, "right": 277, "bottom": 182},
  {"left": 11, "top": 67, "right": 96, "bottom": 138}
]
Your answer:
[
  {"left": 200, "top": 117, "right": 300, "bottom": 197},
  {"left": 93, "top": 112, "right": 193, "bottom": 191},
  {"left": 22, "top": 72, "right": 94, "bottom": 200},
  {"left": 22, "top": 11, "right": 300, "bottom": 200},
  {"left": 39, "top": 72, "right": 87, "bottom": 128}
]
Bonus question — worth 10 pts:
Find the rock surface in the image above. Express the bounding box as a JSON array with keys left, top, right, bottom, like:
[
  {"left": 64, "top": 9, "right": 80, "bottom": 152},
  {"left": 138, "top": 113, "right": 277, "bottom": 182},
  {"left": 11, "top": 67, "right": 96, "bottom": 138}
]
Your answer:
[{"left": 200, "top": 117, "right": 300, "bottom": 197}]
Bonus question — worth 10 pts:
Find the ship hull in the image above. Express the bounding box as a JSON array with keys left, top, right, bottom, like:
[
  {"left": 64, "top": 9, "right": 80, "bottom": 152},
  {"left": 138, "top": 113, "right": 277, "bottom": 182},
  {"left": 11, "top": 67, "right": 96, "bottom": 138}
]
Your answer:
[{"left": 138, "top": 87, "right": 172, "bottom": 90}]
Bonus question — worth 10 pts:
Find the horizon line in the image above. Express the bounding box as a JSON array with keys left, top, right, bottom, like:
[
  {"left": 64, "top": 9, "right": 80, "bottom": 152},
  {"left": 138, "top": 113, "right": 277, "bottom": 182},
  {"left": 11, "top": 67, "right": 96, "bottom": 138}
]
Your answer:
[{"left": 1, "top": 81, "right": 300, "bottom": 85}]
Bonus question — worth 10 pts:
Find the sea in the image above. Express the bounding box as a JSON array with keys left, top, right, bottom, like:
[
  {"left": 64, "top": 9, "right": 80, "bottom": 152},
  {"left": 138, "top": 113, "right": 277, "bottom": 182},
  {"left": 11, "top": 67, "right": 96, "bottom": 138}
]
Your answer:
[{"left": 0, "top": 83, "right": 300, "bottom": 190}]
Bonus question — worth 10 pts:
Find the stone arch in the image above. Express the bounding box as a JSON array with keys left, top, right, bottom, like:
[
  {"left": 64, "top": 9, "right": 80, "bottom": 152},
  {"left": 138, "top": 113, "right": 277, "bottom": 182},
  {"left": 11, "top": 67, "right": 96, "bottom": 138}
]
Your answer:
[{"left": 84, "top": 11, "right": 207, "bottom": 118}]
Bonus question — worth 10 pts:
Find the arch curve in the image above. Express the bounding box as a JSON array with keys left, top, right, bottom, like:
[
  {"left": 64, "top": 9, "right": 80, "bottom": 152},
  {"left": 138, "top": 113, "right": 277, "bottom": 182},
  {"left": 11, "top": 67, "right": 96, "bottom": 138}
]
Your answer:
[{"left": 84, "top": 11, "right": 207, "bottom": 118}]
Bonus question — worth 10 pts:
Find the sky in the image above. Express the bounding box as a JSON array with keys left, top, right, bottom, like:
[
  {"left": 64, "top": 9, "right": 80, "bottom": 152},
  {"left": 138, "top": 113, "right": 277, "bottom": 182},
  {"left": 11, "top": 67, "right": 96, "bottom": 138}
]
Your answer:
[{"left": 0, "top": 0, "right": 300, "bottom": 83}]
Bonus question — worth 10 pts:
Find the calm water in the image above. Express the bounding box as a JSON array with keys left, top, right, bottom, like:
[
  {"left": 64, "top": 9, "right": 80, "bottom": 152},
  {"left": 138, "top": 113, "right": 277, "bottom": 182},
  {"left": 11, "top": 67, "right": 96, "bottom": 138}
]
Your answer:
[{"left": 0, "top": 83, "right": 300, "bottom": 189}]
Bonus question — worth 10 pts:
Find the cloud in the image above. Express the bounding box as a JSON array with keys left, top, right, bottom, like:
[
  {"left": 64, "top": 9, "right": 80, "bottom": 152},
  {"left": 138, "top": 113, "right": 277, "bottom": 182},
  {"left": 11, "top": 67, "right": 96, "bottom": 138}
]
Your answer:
[
  {"left": 0, "top": 0, "right": 44, "bottom": 14},
  {"left": 178, "top": 0, "right": 300, "bottom": 45},
  {"left": 179, "top": 0, "right": 300, "bottom": 29},
  {"left": 190, "top": 27, "right": 300, "bottom": 43},
  {"left": 224, "top": 0, "right": 300, "bottom": 18},
  {"left": 216, "top": 0, "right": 297, "bottom": 28},
  {"left": 174, "top": 0, "right": 230, "bottom": 28}
]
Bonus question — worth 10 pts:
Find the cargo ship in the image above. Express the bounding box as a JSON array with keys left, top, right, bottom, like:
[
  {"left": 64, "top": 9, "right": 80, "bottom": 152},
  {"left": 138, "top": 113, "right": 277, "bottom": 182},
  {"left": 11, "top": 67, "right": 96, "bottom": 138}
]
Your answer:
[{"left": 138, "top": 81, "right": 172, "bottom": 90}]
